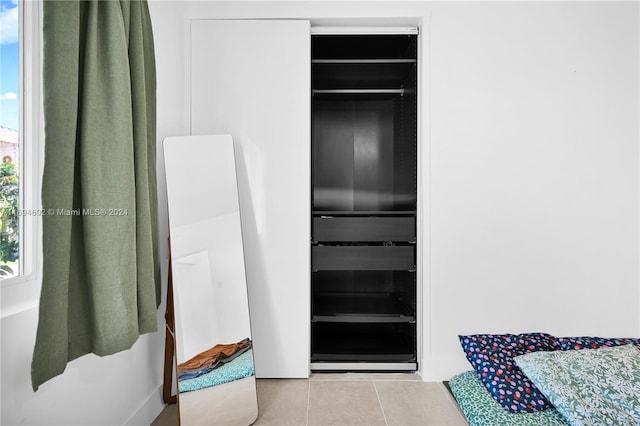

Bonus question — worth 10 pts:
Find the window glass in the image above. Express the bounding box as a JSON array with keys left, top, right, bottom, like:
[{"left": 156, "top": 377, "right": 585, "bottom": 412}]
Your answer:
[{"left": 0, "top": 0, "right": 20, "bottom": 279}]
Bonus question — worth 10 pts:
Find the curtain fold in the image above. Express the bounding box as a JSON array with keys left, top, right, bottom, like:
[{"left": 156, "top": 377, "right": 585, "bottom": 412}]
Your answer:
[{"left": 32, "top": 0, "right": 160, "bottom": 391}]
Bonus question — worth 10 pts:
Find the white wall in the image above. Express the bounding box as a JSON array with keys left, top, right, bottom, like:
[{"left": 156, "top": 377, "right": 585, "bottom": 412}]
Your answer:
[
  {"left": 149, "top": 0, "right": 640, "bottom": 382},
  {"left": 0, "top": 189, "right": 169, "bottom": 418},
  {"left": 1, "top": 309, "right": 166, "bottom": 425},
  {"left": 426, "top": 1, "right": 640, "bottom": 378}
]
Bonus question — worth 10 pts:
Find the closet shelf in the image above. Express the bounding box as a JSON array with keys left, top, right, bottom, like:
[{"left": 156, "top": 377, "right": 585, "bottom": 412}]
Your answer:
[
  {"left": 313, "top": 292, "right": 415, "bottom": 324},
  {"left": 312, "top": 323, "right": 416, "bottom": 362},
  {"left": 313, "top": 315, "right": 414, "bottom": 324},
  {"left": 313, "top": 210, "right": 416, "bottom": 216},
  {"left": 312, "top": 352, "right": 416, "bottom": 362},
  {"left": 313, "top": 61, "right": 416, "bottom": 90},
  {"left": 312, "top": 59, "right": 416, "bottom": 64},
  {"left": 313, "top": 89, "right": 405, "bottom": 94},
  {"left": 312, "top": 34, "right": 417, "bottom": 61}
]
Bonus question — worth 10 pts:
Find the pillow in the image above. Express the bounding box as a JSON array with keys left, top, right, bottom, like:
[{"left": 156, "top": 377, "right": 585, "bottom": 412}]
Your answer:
[
  {"left": 558, "top": 336, "right": 640, "bottom": 351},
  {"left": 459, "top": 333, "right": 560, "bottom": 413},
  {"left": 515, "top": 344, "right": 640, "bottom": 426}
]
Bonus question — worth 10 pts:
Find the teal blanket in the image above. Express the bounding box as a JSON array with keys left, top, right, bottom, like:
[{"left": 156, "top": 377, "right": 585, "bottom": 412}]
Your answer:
[
  {"left": 450, "top": 371, "right": 569, "bottom": 426},
  {"left": 515, "top": 344, "right": 640, "bottom": 426}
]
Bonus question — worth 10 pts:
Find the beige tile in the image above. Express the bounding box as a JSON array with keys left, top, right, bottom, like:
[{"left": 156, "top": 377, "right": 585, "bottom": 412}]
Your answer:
[
  {"left": 308, "top": 381, "right": 386, "bottom": 426},
  {"left": 438, "top": 384, "right": 469, "bottom": 423},
  {"left": 371, "top": 372, "right": 421, "bottom": 381},
  {"left": 375, "top": 381, "right": 468, "bottom": 426},
  {"left": 309, "top": 372, "right": 372, "bottom": 381},
  {"left": 254, "top": 379, "right": 309, "bottom": 426},
  {"left": 151, "top": 403, "right": 178, "bottom": 426}
]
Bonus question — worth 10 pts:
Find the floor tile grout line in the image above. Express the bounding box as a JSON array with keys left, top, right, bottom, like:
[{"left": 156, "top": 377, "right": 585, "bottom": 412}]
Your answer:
[{"left": 372, "top": 380, "right": 390, "bottom": 426}]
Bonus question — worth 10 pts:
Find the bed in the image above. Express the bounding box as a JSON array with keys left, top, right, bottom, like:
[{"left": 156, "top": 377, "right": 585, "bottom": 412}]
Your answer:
[{"left": 449, "top": 333, "right": 640, "bottom": 426}]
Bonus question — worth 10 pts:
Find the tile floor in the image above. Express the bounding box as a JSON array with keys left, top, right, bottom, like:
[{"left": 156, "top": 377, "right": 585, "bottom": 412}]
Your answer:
[{"left": 152, "top": 373, "right": 469, "bottom": 426}]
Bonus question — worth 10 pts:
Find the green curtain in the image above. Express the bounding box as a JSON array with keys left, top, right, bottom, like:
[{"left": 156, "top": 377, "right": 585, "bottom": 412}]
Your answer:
[{"left": 32, "top": 0, "right": 160, "bottom": 391}]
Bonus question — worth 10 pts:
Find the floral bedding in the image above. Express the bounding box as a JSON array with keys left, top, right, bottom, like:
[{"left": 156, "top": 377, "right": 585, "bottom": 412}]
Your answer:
[
  {"left": 449, "top": 371, "right": 570, "bottom": 426},
  {"left": 558, "top": 336, "right": 640, "bottom": 351},
  {"left": 458, "top": 333, "right": 559, "bottom": 412},
  {"left": 515, "top": 344, "right": 640, "bottom": 426}
]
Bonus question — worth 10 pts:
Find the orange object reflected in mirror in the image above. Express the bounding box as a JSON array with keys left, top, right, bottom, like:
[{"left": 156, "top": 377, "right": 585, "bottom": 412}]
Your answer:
[{"left": 164, "top": 135, "right": 258, "bottom": 425}]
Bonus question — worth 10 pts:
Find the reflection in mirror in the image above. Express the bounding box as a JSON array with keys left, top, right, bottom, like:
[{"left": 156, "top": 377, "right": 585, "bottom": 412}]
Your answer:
[{"left": 164, "top": 135, "right": 258, "bottom": 426}]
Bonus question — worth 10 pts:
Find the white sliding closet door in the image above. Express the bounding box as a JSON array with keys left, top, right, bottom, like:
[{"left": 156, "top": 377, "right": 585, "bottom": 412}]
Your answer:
[{"left": 190, "top": 20, "right": 310, "bottom": 378}]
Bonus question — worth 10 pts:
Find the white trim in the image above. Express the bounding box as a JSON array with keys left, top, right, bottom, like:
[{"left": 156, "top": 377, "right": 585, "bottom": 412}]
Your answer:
[
  {"left": 418, "top": 8, "right": 431, "bottom": 379},
  {"left": 421, "top": 357, "right": 472, "bottom": 382},
  {"left": 311, "top": 23, "right": 424, "bottom": 375},
  {"left": 123, "top": 385, "right": 166, "bottom": 426},
  {"left": 416, "top": 14, "right": 426, "bottom": 378},
  {"left": 311, "top": 26, "right": 418, "bottom": 35},
  {"left": 1, "top": 0, "right": 42, "bottom": 291}
]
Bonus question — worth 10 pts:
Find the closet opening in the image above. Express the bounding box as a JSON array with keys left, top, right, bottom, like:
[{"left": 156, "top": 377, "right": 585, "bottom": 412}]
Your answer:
[{"left": 310, "top": 33, "right": 418, "bottom": 372}]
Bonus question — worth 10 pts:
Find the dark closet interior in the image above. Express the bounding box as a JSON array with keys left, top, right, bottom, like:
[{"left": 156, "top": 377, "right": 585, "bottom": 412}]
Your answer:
[{"left": 311, "top": 34, "right": 418, "bottom": 371}]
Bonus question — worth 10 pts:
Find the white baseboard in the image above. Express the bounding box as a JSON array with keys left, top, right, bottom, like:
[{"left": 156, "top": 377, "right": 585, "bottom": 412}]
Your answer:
[
  {"left": 420, "top": 357, "right": 472, "bottom": 382},
  {"left": 124, "top": 385, "right": 166, "bottom": 426}
]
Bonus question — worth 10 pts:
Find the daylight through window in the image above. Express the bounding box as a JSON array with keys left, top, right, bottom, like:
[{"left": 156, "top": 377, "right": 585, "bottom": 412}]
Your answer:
[{"left": 0, "top": 0, "right": 21, "bottom": 278}]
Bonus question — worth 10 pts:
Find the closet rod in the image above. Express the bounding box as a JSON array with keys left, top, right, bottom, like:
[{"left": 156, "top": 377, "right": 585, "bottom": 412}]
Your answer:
[{"left": 313, "top": 89, "right": 405, "bottom": 94}]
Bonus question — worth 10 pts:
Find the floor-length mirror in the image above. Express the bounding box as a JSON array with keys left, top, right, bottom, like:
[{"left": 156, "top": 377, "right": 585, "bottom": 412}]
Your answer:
[{"left": 163, "top": 135, "right": 258, "bottom": 426}]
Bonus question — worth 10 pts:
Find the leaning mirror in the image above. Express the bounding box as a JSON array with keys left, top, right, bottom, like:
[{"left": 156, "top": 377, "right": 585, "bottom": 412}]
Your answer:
[{"left": 163, "top": 135, "right": 258, "bottom": 426}]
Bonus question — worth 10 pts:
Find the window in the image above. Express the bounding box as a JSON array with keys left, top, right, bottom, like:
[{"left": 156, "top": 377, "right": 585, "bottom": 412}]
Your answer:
[
  {"left": 0, "top": 0, "right": 39, "bottom": 289},
  {"left": 0, "top": 0, "right": 21, "bottom": 279}
]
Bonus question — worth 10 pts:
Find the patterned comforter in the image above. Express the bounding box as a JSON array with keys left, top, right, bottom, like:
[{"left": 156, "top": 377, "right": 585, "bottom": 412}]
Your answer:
[
  {"left": 515, "top": 344, "right": 640, "bottom": 426},
  {"left": 449, "top": 371, "right": 570, "bottom": 426}
]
